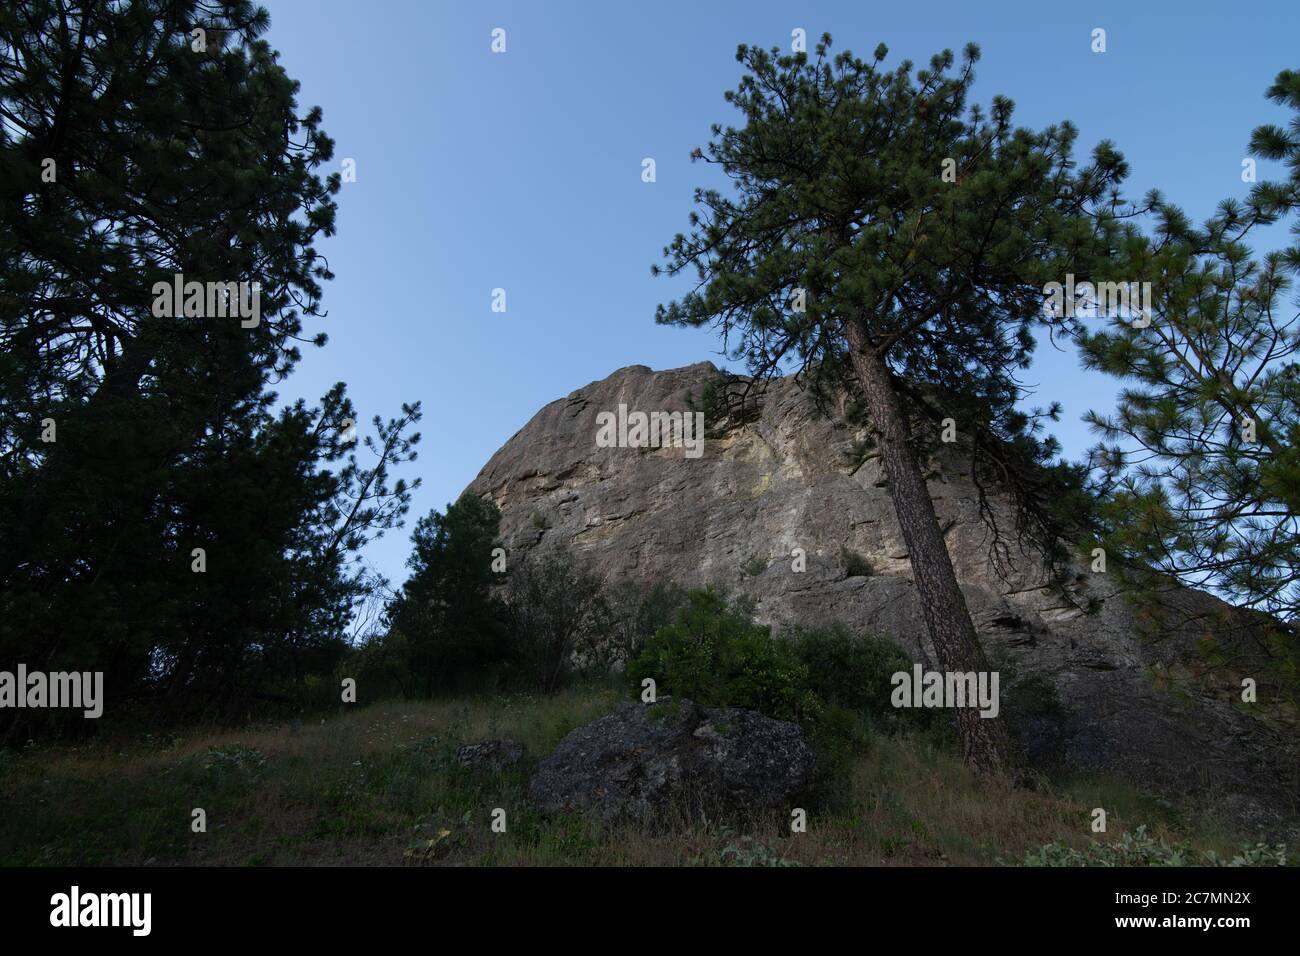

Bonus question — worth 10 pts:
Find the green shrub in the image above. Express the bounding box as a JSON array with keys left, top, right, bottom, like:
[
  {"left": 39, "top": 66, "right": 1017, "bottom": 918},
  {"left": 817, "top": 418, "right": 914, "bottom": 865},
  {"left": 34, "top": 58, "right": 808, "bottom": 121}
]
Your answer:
[
  {"left": 180, "top": 744, "right": 268, "bottom": 796},
  {"left": 788, "top": 624, "right": 938, "bottom": 801},
  {"left": 626, "top": 589, "right": 818, "bottom": 721},
  {"left": 505, "top": 551, "right": 606, "bottom": 691},
  {"left": 342, "top": 629, "right": 415, "bottom": 701},
  {"left": 1005, "top": 671, "right": 1065, "bottom": 719},
  {"left": 626, "top": 593, "right": 942, "bottom": 800},
  {"left": 840, "top": 547, "right": 873, "bottom": 577},
  {"left": 1023, "top": 825, "right": 1287, "bottom": 867},
  {"left": 803, "top": 703, "right": 871, "bottom": 803},
  {"left": 199, "top": 744, "right": 266, "bottom": 778},
  {"left": 627, "top": 597, "right": 933, "bottom": 731},
  {"left": 690, "top": 836, "right": 802, "bottom": 867},
  {"left": 790, "top": 623, "right": 928, "bottom": 727},
  {"left": 592, "top": 579, "right": 688, "bottom": 670},
  {"left": 998, "top": 670, "right": 1076, "bottom": 768}
]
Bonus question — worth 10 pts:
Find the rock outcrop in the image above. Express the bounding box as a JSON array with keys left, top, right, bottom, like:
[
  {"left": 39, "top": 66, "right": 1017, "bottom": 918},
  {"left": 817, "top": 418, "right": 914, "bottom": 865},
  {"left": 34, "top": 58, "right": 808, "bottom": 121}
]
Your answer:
[
  {"left": 471, "top": 362, "right": 1300, "bottom": 834},
  {"left": 528, "top": 698, "right": 815, "bottom": 821}
]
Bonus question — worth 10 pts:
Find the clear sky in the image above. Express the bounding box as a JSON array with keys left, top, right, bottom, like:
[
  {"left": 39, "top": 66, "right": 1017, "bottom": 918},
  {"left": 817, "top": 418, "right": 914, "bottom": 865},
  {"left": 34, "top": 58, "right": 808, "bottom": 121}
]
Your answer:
[{"left": 257, "top": 0, "right": 1300, "bottom": 588}]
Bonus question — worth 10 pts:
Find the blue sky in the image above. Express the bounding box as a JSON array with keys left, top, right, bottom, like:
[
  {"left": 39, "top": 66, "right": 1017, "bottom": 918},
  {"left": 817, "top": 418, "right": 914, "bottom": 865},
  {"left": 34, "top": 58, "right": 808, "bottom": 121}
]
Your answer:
[{"left": 258, "top": 0, "right": 1300, "bottom": 587}]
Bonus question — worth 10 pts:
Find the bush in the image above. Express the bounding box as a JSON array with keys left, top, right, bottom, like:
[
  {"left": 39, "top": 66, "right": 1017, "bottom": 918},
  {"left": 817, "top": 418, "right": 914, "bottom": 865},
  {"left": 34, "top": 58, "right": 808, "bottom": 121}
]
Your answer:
[
  {"left": 629, "top": 582, "right": 946, "bottom": 801},
  {"left": 1000, "top": 670, "right": 1069, "bottom": 768},
  {"left": 595, "top": 579, "right": 688, "bottom": 670},
  {"left": 802, "top": 703, "right": 871, "bottom": 804},
  {"left": 181, "top": 745, "right": 268, "bottom": 797},
  {"left": 627, "top": 593, "right": 932, "bottom": 738},
  {"left": 342, "top": 629, "right": 415, "bottom": 701},
  {"left": 625, "top": 590, "right": 942, "bottom": 804},
  {"left": 626, "top": 589, "right": 818, "bottom": 721},
  {"left": 790, "top": 623, "right": 932, "bottom": 729},
  {"left": 788, "top": 623, "right": 937, "bottom": 800},
  {"left": 1023, "top": 825, "right": 1288, "bottom": 867},
  {"left": 689, "top": 836, "right": 802, "bottom": 867},
  {"left": 504, "top": 551, "right": 606, "bottom": 691},
  {"left": 840, "top": 547, "right": 873, "bottom": 577}
]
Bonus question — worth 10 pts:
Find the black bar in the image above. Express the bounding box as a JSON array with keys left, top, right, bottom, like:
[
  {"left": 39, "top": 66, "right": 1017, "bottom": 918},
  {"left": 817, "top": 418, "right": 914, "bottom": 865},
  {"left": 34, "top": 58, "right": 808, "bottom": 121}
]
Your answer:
[{"left": 1, "top": 865, "right": 1291, "bottom": 942}]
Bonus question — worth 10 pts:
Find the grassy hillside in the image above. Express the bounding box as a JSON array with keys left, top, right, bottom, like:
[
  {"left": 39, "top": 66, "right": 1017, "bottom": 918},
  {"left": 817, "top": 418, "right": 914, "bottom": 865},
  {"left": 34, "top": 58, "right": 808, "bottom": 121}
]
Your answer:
[{"left": 0, "top": 682, "right": 1277, "bottom": 867}]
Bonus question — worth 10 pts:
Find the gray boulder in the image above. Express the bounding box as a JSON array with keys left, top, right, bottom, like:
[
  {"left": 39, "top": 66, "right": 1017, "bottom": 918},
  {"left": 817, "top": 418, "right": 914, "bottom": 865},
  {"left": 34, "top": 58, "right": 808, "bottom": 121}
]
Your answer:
[{"left": 528, "top": 699, "right": 815, "bottom": 821}]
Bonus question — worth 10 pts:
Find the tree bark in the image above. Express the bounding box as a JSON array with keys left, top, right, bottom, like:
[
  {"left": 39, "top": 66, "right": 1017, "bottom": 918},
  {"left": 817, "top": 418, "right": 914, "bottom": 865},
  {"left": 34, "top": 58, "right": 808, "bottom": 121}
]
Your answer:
[{"left": 845, "top": 319, "right": 1010, "bottom": 774}]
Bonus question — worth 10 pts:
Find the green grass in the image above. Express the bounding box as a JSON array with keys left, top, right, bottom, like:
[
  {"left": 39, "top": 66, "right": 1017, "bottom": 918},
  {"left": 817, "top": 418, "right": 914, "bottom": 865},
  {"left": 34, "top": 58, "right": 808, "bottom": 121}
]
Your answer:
[{"left": 0, "top": 683, "right": 1285, "bottom": 866}]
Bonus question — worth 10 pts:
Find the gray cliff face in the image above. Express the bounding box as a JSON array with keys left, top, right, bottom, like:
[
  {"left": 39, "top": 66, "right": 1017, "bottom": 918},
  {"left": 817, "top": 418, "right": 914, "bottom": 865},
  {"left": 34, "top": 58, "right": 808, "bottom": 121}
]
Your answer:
[{"left": 470, "top": 362, "right": 1299, "bottom": 833}]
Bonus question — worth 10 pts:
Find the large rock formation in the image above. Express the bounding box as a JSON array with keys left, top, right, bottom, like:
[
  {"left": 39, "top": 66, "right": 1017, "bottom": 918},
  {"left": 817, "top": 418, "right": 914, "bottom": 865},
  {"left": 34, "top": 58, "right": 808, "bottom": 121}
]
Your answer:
[
  {"left": 470, "top": 362, "right": 1299, "bottom": 835},
  {"left": 528, "top": 698, "right": 815, "bottom": 821}
]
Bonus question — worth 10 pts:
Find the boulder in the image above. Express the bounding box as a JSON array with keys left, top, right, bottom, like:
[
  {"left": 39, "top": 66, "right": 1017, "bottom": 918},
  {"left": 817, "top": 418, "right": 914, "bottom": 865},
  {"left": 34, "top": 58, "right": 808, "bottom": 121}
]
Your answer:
[{"left": 528, "top": 698, "right": 815, "bottom": 821}]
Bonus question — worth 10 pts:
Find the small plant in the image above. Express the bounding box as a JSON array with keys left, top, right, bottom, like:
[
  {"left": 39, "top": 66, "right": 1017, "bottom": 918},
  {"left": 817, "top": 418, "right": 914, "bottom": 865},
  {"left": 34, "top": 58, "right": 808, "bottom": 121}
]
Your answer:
[
  {"left": 741, "top": 556, "right": 767, "bottom": 577},
  {"left": 844, "top": 437, "right": 876, "bottom": 469},
  {"left": 529, "top": 510, "right": 548, "bottom": 530},
  {"left": 403, "top": 821, "right": 466, "bottom": 864},
  {"left": 691, "top": 836, "right": 802, "bottom": 867},
  {"left": 200, "top": 744, "right": 266, "bottom": 778},
  {"left": 627, "top": 597, "right": 934, "bottom": 797},
  {"left": 1205, "top": 843, "right": 1290, "bottom": 867},
  {"left": 1000, "top": 670, "right": 1067, "bottom": 720},
  {"left": 183, "top": 744, "right": 268, "bottom": 795},
  {"left": 840, "top": 547, "right": 873, "bottom": 578},
  {"left": 1022, "top": 825, "right": 1288, "bottom": 867}
]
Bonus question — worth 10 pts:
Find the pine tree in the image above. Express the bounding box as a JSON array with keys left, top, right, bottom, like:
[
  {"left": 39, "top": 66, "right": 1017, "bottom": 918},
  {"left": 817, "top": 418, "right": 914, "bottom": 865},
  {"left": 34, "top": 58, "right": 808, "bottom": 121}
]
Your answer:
[
  {"left": 387, "top": 494, "right": 509, "bottom": 696},
  {"left": 1079, "top": 69, "right": 1300, "bottom": 625},
  {"left": 653, "top": 37, "right": 1129, "bottom": 773},
  {"left": 0, "top": 1, "right": 420, "bottom": 731}
]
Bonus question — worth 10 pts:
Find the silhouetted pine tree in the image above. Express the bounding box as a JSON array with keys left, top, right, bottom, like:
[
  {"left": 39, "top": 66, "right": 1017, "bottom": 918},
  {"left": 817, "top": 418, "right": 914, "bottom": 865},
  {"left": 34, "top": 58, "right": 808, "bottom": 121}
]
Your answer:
[
  {"left": 387, "top": 494, "right": 509, "bottom": 696},
  {"left": 0, "top": 0, "right": 419, "bottom": 733}
]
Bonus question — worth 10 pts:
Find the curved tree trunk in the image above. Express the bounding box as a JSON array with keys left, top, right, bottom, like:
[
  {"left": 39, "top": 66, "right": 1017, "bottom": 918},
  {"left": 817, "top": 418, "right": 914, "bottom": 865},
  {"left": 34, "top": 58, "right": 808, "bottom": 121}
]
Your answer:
[{"left": 845, "top": 320, "right": 1010, "bottom": 774}]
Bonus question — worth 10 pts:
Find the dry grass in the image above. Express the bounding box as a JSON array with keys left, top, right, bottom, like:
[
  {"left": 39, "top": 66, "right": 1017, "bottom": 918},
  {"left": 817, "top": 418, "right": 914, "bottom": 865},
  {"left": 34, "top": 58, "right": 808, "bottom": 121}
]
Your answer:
[{"left": 0, "top": 686, "right": 1259, "bottom": 866}]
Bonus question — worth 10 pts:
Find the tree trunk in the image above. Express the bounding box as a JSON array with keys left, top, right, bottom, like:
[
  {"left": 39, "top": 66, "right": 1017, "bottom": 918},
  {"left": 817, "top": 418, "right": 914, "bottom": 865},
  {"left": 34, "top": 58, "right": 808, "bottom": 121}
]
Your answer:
[{"left": 845, "top": 320, "right": 1010, "bottom": 774}]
